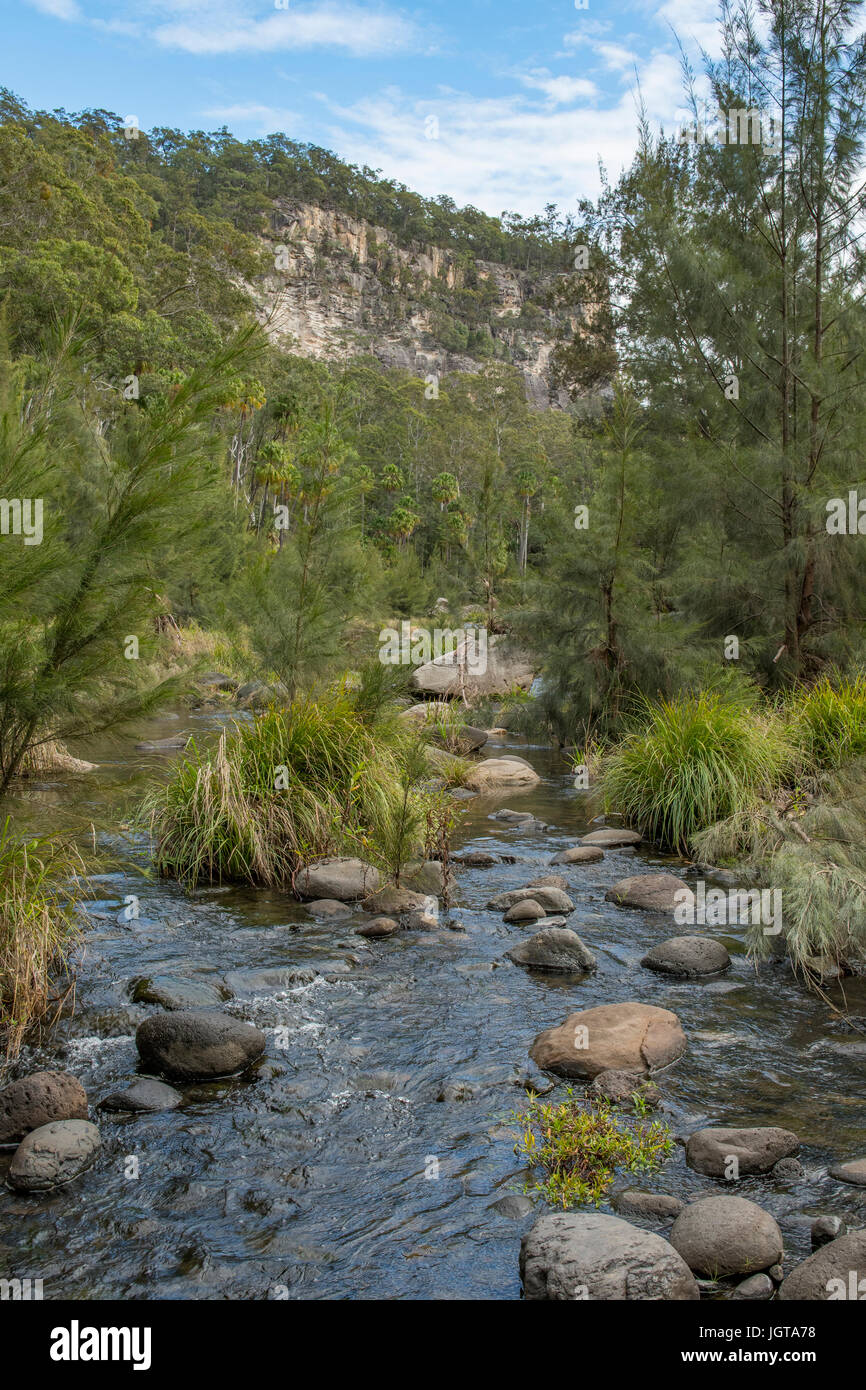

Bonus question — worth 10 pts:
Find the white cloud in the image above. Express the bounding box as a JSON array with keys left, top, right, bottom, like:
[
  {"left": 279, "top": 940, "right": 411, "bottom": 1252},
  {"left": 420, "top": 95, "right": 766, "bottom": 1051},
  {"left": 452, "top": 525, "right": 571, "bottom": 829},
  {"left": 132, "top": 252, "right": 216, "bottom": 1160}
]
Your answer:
[
  {"left": 654, "top": 0, "right": 724, "bottom": 55},
  {"left": 203, "top": 102, "right": 302, "bottom": 132},
  {"left": 153, "top": 3, "right": 425, "bottom": 57},
  {"left": 518, "top": 70, "right": 599, "bottom": 105},
  {"left": 26, "top": 0, "right": 82, "bottom": 19}
]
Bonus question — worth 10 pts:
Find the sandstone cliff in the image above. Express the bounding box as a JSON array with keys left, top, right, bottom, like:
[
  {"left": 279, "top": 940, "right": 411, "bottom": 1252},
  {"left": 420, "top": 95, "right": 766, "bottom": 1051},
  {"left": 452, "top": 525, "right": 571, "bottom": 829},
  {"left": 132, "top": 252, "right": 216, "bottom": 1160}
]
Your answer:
[{"left": 248, "top": 199, "right": 588, "bottom": 408}]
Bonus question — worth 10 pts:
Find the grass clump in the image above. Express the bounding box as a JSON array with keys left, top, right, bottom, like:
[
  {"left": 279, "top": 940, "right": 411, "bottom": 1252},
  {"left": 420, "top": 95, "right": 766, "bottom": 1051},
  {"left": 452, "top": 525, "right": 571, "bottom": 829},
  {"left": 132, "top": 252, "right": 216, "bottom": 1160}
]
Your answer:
[
  {"left": 512, "top": 1090, "right": 674, "bottom": 1209},
  {"left": 601, "top": 692, "right": 790, "bottom": 853},
  {"left": 787, "top": 675, "right": 866, "bottom": 770},
  {"left": 141, "top": 689, "right": 438, "bottom": 889},
  {"left": 0, "top": 819, "right": 83, "bottom": 1064}
]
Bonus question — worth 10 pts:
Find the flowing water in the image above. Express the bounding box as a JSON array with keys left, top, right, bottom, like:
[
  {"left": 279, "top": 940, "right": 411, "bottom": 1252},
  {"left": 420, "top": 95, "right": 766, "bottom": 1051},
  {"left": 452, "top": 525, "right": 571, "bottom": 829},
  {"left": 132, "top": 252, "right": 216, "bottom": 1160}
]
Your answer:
[{"left": 1, "top": 710, "right": 864, "bottom": 1300}]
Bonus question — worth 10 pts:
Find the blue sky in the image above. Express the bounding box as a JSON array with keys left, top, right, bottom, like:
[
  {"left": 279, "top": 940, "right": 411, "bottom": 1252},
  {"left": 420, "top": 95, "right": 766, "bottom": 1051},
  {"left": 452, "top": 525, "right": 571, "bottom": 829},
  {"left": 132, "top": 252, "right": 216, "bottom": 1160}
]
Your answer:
[{"left": 9, "top": 0, "right": 723, "bottom": 216}]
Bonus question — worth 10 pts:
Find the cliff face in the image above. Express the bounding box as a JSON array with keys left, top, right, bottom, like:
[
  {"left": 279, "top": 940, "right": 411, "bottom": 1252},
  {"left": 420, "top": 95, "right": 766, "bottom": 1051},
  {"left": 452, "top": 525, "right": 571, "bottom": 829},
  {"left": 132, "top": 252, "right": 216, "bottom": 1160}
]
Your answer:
[{"left": 248, "top": 199, "right": 585, "bottom": 408}]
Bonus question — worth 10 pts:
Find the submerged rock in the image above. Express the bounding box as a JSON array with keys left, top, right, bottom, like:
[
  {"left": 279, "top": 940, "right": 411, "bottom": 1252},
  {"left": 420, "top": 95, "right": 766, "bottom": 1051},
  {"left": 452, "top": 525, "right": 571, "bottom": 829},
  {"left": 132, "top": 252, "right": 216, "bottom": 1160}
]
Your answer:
[
  {"left": 550, "top": 845, "right": 604, "bottom": 865},
  {"left": 520, "top": 1211, "right": 698, "bottom": 1300},
  {"left": 641, "top": 936, "right": 731, "bottom": 977},
  {"left": 829, "top": 1156, "right": 866, "bottom": 1186},
  {"left": 131, "top": 976, "right": 227, "bottom": 1010},
  {"left": 685, "top": 1125, "right": 800, "bottom": 1177},
  {"left": 356, "top": 916, "right": 400, "bottom": 938},
  {"left": 488, "top": 886, "right": 574, "bottom": 913},
  {"left": 530, "top": 1002, "right": 687, "bottom": 1080},
  {"left": 306, "top": 898, "right": 354, "bottom": 919},
  {"left": 135, "top": 1010, "right": 266, "bottom": 1081},
  {"left": 135, "top": 734, "right": 190, "bottom": 752},
  {"left": 506, "top": 927, "right": 597, "bottom": 973},
  {"left": 670, "top": 1196, "right": 783, "bottom": 1277},
  {"left": 0, "top": 1071, "right": 89, "bottom": 1146},
  {"left": 99, "top": 1079, "right": 183, "bottom": 1113},
  {"left": 8, "top": 1119, "right": 101, "bottom": 1192},
  {"left": 580, "top": 828, "right": 642, "bottom": 848}
]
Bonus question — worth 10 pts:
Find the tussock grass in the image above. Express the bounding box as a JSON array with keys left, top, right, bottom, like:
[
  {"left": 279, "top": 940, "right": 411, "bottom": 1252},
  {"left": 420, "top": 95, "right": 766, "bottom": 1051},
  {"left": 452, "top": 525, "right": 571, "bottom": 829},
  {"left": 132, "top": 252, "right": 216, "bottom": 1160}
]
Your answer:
[
  {"left": 787, "top": 675, "right": 866, "bottom": 770},
  {"left": 601, "top": 692, "right": 791, "bottom": 853},
  {"left": 0, "top": 820, "right": 83, "bottom": 1064},
  {"left": 141, "top": 691, "right": 435, "bottom": 889}
]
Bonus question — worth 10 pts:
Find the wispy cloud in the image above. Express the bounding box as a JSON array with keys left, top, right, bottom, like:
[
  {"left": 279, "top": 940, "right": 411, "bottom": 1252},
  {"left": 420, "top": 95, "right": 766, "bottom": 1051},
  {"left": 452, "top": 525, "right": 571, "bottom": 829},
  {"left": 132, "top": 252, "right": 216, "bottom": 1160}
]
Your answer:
[
  {"left": 26, "top": 0, "right": 82, "bottom": 19},
  {"left": 153, "top": 2, "right": 427, "bottom": 57},
  {"left": 203, "top": 102, "right": 302, "bottom": 133}
]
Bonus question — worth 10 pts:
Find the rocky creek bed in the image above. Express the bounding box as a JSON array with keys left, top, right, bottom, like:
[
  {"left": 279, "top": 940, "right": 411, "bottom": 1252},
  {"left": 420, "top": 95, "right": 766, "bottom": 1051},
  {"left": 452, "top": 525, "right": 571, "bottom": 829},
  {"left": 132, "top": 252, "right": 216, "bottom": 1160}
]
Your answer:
[{"left": 0, "top": 713, "right": 864, "bottom": 1300}]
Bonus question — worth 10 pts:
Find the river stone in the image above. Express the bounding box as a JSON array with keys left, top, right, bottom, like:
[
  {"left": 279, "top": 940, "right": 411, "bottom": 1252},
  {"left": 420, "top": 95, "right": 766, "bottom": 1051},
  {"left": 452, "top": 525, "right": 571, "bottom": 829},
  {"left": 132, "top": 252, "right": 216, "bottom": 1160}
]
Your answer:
[
  {"left": 670, "top": 1196, "right": 783, "bottom": 1277},
  {"left": 530, "top": 1001, "right": 687, "bottom": 1080},
  {"left": 8, "top": 1119, "right": 101, "bottom": 1192},
  {"left": 550, "top": 845, "right": 604, "bottom": 864},
  {"left": 489, "top": 1194, "right": 535, "bottom": 1220},
  {"left": 772, "top": 1156, "right": 804, "bottom": 1180},
  {"left": 0, "top": 1071, "right": 89, "bottom": 1145},
  {"left": 488, "top": 886, "right": 574, "bottom": 913},
  {"left": 812, "top": 1215, "right": 847, "bottom": 1247},
  {"left": 520, "top": 1212, "right": 699, "bottom": 1300},
  {"left": 528, "top": 873, "right": 568, "bottom": 890},
  {"left": 778, "top": 1231, "right": 866, "bottom": 1300},
  {"left": 491, "top": 808, "right": 537, "bottom": 824},
  {"left": 453, "top": 851, "right": 500, "bottom": 867},
  {"left": 402, "top": 861, "right": 447, "bottom": 894},
  {"left": 135, "top": 1011, "right": 266, "bottom": 1081},
  {"left": 829, "top": 1157, "right": 866, "bottom": 1186},
  {"left": 135, "top": 734, "right": 190, "bottom": 752},
  {"left": 306, "top": 898, "right": 353, "bottom": 919},
  {"left": 434, "top": 724, "right": 488, "bottom": 754},
  {"left": 99, "top": 1079, "right": 183, "bottom": 1113},
  {"left": 296, "top": 857, "right": 380, "bottom": 901},
  {"left": 591, "top": 1068, "right": 661, "bottom": 1109},
  {"left": 131, "top": 976, "right": 226, "bottom": 1010},
  {"left": 732, "top": 1273, "right": 775, "bottom": 1300},
  {"left": 580, "top": 828, "right": 642, "bottom": 847},
  {"left": 356, "top": 916, "right": 400, "bottom": 938},
  {"left": 503, "top": 899, "right": 547, "bottom": 922},
  {"left": 613, "top": 1190, "right": 684, "bottom": 1220},
  {"left": 362, "top": 886, "right": 430, "bottom": 914},
  {"left": 685, "top": 1126, "right": 800, "bottom": 1177},
  {"left": 465, "top": 758, "right": 541, "bottom": 792},
  {"left": 506, "top": 927, "right": 597, "bottom": 973},
  {"left": 641, "top": 936, "right": 731, "bottom": 977},
  {"left": 606, "top": 874, "right": 694, "bottom": 913}
]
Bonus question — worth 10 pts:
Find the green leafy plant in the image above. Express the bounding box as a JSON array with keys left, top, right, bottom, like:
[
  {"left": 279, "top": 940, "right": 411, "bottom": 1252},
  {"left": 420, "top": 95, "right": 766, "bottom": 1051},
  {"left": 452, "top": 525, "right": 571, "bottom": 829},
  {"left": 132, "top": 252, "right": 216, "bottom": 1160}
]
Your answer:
[{"left": 511, "top": 1090, "right": 674, "bottom": 1209}]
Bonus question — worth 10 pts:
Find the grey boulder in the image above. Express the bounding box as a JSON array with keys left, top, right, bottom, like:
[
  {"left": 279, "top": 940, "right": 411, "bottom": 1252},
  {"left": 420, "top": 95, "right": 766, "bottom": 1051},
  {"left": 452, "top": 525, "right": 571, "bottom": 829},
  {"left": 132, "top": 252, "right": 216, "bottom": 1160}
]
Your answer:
[
  {"left": 8, "top": 1119, "right": 101, "bottom": 1192},
  {"left": 296, "top": 857, "right": 380, "bottom": 901},
  {"left": 135, "top": 1010, "right": 266, "bottom": 1081},
  {"left": 779, "top": 1231, "right": 866, "bottom": 1300},
  {"left": 606, "top": 874, "right": 694, "bottom": 913},
  {"left": 641, "top": 936, "right": 731, "bottom": 977},
  {"left": 99, "top": 1079, "right": 183, "bottom": 1113},
  {"left": 520, "top": 1212, "right": 698, "bottom": 1300},
  {"left": 685, "top": 1126, "right": 799, "bottom": 1178},
  {"left": 0, "top": 1070, "right": 88, "bottom": 1146},
  {"left": 670, "top": 1195, "right": 783, "bottom": 1277},
  {"left": 506, "top": 927, "right": 597, "bottom": 973}
]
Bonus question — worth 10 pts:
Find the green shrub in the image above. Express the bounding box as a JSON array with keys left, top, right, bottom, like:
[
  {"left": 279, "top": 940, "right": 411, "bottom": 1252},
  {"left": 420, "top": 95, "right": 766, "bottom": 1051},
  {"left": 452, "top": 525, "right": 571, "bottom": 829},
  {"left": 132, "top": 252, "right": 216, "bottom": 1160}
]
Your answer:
[
  {"left": 141, "top": 693, "right": 433, "bottom": 888},
  {"left": 512, "top": 1090, "right": 674, "bottom": 1209},
  {"left": 0, "top": 820, "right": 83, "bottom": 1063},
  {"left": 602, "top": 692, "right": 790, "bottom": 852},
  {"left": 788, "top": 675, "right": 866, "bottom": 770}
]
